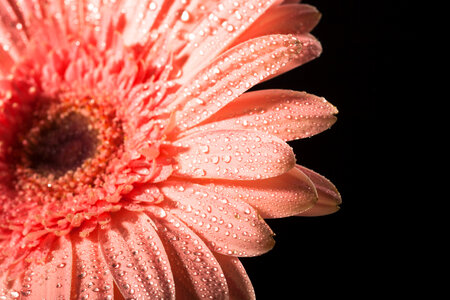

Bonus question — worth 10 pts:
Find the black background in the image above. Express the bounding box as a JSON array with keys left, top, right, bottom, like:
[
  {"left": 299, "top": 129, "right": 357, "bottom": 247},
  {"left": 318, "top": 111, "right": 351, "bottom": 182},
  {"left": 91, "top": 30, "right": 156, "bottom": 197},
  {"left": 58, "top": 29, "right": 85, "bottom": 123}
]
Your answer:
[{"left": 241, "top": 1, "right": 414, "bottom": 298}]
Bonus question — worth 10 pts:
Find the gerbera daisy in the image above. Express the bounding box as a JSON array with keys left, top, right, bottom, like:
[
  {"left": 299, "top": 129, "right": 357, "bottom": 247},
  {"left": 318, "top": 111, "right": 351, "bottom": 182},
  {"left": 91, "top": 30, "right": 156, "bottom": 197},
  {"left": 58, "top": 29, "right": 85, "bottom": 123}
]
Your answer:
[{"left": 0, "top": 0, "right": 341, "bottom": 299}]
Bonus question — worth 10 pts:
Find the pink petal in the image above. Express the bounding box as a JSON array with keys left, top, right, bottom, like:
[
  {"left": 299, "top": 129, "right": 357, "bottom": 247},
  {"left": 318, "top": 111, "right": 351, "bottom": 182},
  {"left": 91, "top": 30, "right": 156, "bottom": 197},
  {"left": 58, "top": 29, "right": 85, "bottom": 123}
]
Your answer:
[
  {"left": 295, "top": 165, "right": 342, "bottom": 216},
  {"left": 190, "top": 166, "right": 317, "bottom": 219},
  {"left": 215, "top": 254, "right": 256, "bottom": 300},
  {"left": 181, "top": 89, "right": 338, "bottom": 141},
  {"left": 0, "top": 0, "right": 28, "bottom": 62},
  {"left": 118, "top": 0, "right": 165, "bottom": 46},
  {"left": 175, "top": 0, "right": 282, "bottom": 80},
  {"left": 0, "top": 270, "right": 22, "bottom": 298},
  {"left": 231, "top": 4, "right": 320, "bottom": 47},
  {"left": 72, "top": 230, "right": 115, "bottom": 299},
  {"left": 263, "top": 33, "right": 322, "bottom": 83},
  {"left": 158, "top": 180, "right": 275, "bottom": 257},
  {"left": 0, "top": 48, "right": 14, "bottom": 76},
  {"left": 24, "top": 236, "right": 73, "bottom": 299},
  {"left": 153, "top": 0, "right": 221, "bottom": 55},
  {"left": 152, "top": 213, "right": 229, "bottom": 299},
  {"left": 98, "top": 211, "right": 176, "bottom": 299},
  {"left": 169, "top": 34, "right": 321, "bottom": 131},
  {"left": 171, "top": 129, "right": 295, "bottom": 180}
]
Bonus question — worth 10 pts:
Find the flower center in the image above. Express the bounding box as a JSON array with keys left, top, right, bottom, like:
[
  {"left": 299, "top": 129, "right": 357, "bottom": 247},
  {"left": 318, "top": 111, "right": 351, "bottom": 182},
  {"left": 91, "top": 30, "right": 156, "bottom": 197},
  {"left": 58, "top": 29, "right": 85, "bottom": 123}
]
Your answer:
[
  {"left": 8, "top": 96, "right": 124, "bottom": 198},
  {"left": 25, "top": 111, "right": 98, "bottom": 178}
]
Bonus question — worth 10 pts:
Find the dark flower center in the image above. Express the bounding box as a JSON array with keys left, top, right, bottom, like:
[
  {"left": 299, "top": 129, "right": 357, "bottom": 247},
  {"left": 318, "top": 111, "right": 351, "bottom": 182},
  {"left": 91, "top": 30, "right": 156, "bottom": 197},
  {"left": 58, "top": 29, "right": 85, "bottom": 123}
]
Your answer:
[
  {"left": 5, "top": 96, "right": 124, "bottom": 197},
  {"left": 26, "top": 112, "right": 99, "bottom": 177}
]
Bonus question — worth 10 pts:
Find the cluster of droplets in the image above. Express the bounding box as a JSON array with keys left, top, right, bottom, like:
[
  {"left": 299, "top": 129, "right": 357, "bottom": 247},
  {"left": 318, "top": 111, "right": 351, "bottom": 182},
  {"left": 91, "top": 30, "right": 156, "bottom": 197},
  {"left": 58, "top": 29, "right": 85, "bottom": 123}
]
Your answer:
[
  {"left": 171, "top": 33, "right": 303, "bottom": 132},
  {"left": 160, "top": 181, "right": 274, "bottom": 258},
  {"left": 173, "top": 130, "right": 294, "bottom": 180},
  {"left": 173, "top": 192, "right": 257, "bottom": 257},
  {"left": 99, "top": 214, "right": 176, "bottom": 299},
  {"left": 174, "top": 0, "right": 273, "bottom": 59},
  {"left": 154, "top": 218, "right": 229, "bottom": 299},
  {"left": 0, "top": 240, "right": 73, "bottom": 299},
  {"left": 74, "top": 237, "right": 114, "bottom": 300},
  {"left": 234, "top": 97, "right": 334, "bottom": 139}
]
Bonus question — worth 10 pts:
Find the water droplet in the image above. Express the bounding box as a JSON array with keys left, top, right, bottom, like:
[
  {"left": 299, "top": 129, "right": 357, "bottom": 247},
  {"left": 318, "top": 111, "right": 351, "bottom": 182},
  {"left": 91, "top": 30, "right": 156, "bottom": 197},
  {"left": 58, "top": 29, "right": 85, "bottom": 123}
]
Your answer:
[
  {"left": 57, "top": 263, "right": 66, "bottom": 268},
  {"left": 112, "top": 263, "right": 120, "bottom": 268},
  {"left": 181, "top": 10, "right": 190, "bottom": 22},
  {"left": 193, "top": 168, "right": 206, "bottom": 176},
  {"left": 21, "top": 290, "right": 31, "bottom": 297},
  {"left": 149, "top": 2, "right": 157, "bottom": 10},
  {"left": 222, "top": 155, "right": 231, "bottom": 163},
  {"left": 200, "top": 145, "right": 209, "bottom": 153},
  {"left": 195, "top": 98, "right": 205, "bottom": 105}
]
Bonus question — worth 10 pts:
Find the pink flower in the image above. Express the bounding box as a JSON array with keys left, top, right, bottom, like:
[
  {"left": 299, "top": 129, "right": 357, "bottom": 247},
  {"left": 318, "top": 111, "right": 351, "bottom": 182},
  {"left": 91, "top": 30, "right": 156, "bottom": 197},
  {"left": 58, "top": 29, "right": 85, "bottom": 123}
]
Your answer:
[{"left": 0, "top": 0, "right": 341, "bottom": 298}]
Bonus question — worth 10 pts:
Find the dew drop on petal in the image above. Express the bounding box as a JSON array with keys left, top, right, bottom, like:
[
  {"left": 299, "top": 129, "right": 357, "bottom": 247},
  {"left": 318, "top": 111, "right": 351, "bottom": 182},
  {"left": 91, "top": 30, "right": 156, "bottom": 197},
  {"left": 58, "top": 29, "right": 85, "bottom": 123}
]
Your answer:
[
  {"left": 222, "top": 155, "right": 231, "bottom": 163},
  {"left": 200, "top": 145, "right": 209, "bottom": 153},
  {"left": 112, "top": 263, "right": 120, "bottom": 268},
  {"left": 193, "top": 168, "right": 206, "bottom": 176},
  {"left": 181, "top": 11, "right": 190, "bottom": 22}
]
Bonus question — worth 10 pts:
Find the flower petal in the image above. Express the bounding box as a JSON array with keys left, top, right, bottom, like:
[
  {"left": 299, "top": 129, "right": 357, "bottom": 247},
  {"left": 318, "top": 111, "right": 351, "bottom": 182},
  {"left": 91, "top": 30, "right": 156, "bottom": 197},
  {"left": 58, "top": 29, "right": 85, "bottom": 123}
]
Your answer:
[
  {"left": 295, "top": 165, "right": 342, "bottom": 216},
  {"left": 0, "top": 269, "right": 22, "bottom": 299},
  {"left": 118, "top": 0, "right": 165, "bottom": 46},
  {"left": 25, "top": 236, "right": 73, "bottom": 299},
  {"left": 189, "top": 166, "right": 317, "bottom": 219},
  {"left": 215, "top": 254, "right": 256, "bottom": 300},
  {"left": 0, "top": 48, "right": 14, "bottom": 76},
  {"left": 172, "top": 129, "right": 295, "bottom": 180},
  {"left": 152, "top": 213, "right": 229, "bottom": 299},
  {"left": 169, "top": 34, "right": 320, "bottom": 131},
  {"left": 158, "top": 180, "right": 275, "bottom": 257},
  {"left": 0, "top": 0, "right": 28, "bottom": 61},
  {"left": 263, "top": 33, "right": 322, "bottom": 83},
  {"left": 98, "top": 211, "right": 176, "bottom": 299},
  {"left": 175, "top": 0, "right": 282, "bottom": 79},
  {"left": 181, "top": 89, "right": 338, "bottom": 141},
  {"left": 72, "top": 230, "right": 115, "bottom": 299},
  {"left": 230, "top": 4, "right": 320, "bottom": 47}
]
